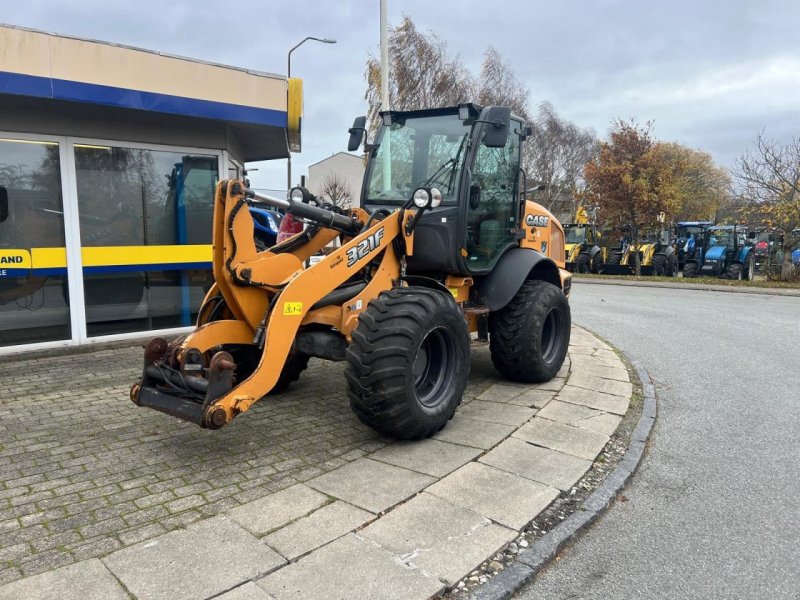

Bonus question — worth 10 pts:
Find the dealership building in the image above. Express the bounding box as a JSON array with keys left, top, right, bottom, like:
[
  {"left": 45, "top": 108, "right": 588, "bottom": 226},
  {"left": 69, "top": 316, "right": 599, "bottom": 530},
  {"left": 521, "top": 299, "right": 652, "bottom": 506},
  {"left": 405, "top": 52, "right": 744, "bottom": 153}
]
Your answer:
[{"left": 0, "top": 24, "right": 301, "bottom": 354}]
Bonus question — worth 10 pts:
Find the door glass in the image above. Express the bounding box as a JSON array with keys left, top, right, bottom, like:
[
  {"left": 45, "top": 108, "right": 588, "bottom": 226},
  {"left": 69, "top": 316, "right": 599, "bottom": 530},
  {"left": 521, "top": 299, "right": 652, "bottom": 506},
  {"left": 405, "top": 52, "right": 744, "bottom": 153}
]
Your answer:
[
  {"left": 466, "top": 127, "right": 521, "bottom": 269},
  {"left": 0, "top": 138, "right": 70, "bottom": 347},
  {"left": 74, "top": 145, "right": 217, "bottom": 337}
]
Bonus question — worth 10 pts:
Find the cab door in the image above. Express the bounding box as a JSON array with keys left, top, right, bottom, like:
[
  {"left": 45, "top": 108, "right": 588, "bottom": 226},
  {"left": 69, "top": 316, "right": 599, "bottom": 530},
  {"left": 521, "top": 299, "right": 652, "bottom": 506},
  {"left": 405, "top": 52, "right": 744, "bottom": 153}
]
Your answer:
[{"left": 464, "top": 121, "right": 522, "bottom": 272}]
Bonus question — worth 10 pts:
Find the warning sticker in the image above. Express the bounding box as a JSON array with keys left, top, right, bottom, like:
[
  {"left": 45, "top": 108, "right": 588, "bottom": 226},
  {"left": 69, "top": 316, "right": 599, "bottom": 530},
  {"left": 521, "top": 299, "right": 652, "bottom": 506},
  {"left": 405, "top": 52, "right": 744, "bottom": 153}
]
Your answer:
[{"left": 283, "top": 302, "right": 303, "bottom": 316}]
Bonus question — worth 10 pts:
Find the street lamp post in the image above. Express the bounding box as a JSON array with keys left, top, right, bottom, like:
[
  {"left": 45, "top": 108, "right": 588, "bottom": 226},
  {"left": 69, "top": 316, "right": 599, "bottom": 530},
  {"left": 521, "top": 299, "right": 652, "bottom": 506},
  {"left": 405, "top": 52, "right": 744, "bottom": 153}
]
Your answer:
[{"left": 286, "top": 36, "right": 336, "bottom": 192}]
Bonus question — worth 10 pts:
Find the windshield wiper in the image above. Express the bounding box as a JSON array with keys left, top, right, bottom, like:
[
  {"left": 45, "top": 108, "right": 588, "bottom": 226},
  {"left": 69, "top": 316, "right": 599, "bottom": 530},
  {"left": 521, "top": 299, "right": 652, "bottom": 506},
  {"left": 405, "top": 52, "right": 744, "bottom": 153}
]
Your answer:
[{"left": 420, "top": 158, "right": 457, "bottom": 188}]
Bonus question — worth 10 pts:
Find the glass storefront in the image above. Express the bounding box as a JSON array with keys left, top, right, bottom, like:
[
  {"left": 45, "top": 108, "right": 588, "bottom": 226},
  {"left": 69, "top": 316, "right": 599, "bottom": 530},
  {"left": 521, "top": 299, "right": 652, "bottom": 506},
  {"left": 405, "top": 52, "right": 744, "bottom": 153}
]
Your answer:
[
  {"left": 74, "top": 145, "right": 217, "bottom": 337},
  {"left": 0, "top": 138, "right": 70, "bottom": 347},
  {"left": 0, "top": 136, "right": 220, "bottom": 349}
]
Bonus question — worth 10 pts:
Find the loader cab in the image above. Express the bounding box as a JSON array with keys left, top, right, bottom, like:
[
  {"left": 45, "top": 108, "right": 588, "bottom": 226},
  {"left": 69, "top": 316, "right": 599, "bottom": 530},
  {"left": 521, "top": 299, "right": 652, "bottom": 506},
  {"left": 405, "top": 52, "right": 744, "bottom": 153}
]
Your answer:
[{"left": 359, "top": 104, "right": 523, "bottom": 276}]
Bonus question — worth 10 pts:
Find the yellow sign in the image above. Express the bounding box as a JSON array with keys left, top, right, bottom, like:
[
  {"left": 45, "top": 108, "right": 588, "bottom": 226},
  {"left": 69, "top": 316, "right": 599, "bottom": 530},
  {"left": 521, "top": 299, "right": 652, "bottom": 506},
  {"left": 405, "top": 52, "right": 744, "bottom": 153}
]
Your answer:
[
  {"left": 287, "top": 77, "right": 303, "bottom": 153},
  {"left": 0, "top": 249, "right": 32, "bottom": 269},
  {"left": 283, "top": 301, "right": 303, "bottom": 316}
]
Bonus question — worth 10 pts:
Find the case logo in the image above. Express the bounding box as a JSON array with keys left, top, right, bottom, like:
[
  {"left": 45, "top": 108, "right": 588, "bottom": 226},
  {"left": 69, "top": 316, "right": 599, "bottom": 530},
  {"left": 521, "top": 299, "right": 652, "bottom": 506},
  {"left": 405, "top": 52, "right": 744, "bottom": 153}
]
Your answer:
[{"left": 526, "top": 215, "right": 550, "bottom": 228}]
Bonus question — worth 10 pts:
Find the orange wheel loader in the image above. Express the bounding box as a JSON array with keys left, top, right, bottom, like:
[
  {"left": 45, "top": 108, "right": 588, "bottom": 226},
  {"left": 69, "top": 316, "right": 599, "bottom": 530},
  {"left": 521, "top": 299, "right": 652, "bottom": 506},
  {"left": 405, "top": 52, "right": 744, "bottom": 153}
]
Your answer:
[{"left": 130, "top": 104, "right": 572, "bottom": 439}]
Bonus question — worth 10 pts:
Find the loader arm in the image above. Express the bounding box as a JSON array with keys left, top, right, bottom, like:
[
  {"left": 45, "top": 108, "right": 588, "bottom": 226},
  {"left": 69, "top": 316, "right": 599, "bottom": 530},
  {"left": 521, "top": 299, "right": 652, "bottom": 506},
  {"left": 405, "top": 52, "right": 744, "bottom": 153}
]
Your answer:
[{"left": 131, "top": 180, "right": 410, "bottom": 429}]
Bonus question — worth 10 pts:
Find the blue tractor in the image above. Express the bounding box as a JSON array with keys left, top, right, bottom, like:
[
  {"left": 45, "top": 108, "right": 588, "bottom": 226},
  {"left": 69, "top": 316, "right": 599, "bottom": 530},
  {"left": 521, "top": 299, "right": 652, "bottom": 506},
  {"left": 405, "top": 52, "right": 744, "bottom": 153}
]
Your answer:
[
  {"left": 684, "top": 225, "right": 755, "bottom": 280},
  {"left": 674, "top": 221, "right": 713, "bottom": 271}
]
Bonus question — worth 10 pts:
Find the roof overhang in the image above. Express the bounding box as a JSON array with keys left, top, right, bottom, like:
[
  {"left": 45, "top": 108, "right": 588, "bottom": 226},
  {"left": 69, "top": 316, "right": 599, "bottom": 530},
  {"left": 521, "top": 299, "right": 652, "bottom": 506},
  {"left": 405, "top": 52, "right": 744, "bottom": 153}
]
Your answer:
[{"left": 0, "top": 24, "right": 296, "bottom": 161}]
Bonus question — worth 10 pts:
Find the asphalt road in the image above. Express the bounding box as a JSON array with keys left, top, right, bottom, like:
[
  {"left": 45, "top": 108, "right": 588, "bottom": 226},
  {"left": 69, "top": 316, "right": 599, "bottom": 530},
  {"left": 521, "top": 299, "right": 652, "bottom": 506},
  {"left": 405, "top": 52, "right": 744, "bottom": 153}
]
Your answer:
[{"left": 515, "top": 283, "right": 800, "bottom": 600}]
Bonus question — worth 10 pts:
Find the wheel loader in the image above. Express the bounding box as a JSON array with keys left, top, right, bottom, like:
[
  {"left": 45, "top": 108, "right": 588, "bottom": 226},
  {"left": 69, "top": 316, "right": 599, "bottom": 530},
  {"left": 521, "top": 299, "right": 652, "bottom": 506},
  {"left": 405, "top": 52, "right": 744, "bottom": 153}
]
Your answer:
[
  {"left": 564, "top": 207, "right": 605, "bottom": 273},
  {"left": 602, "top": 226, "right": 676, "bottom": 276},
  {"left": 130, "top": 104, "right": 572, "bottom": 438}
]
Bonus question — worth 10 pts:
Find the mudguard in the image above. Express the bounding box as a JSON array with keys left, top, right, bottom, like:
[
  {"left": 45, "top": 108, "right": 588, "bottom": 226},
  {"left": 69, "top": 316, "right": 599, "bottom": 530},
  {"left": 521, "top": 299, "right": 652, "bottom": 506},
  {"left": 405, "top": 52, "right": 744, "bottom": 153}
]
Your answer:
[
  {"left": 472, "top": 248, "right": 561, "bottom": 311},
  {"left": 589, "top": 245, "right": 602, "bottom": 258},
  {"left": 737, "top": 246, "right": 752, "bottom": 264}
]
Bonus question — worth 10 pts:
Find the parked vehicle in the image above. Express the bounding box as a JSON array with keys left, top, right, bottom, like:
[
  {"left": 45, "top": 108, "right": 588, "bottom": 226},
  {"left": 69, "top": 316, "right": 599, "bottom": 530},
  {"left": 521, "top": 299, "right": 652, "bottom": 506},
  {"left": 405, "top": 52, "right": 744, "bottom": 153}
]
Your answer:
[
  {"left": 675, "top": 221, "right": 713, "bottom": 271},
  {"left": 564, "top": 222, "right": 605, "bottom": 273},
  {"left": 602, "top": 227, "right": 676, "bottom": 276},
  {"left": 685, "top": 225, "right": 755, "bottom": 280}
]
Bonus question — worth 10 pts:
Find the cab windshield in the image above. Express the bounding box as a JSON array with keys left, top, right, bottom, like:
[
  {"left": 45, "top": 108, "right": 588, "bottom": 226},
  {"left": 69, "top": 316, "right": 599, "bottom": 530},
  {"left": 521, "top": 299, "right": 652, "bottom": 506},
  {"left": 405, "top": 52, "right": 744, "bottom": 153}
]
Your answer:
[
  {"left": 707, "top": 230, "right": 733, "bottom": 248},
  {"left": 565, "top": 226, "right": 586, "bottom": 244},
  {"left": 364, "top": 113, "right": 470, "bottom": 205}
]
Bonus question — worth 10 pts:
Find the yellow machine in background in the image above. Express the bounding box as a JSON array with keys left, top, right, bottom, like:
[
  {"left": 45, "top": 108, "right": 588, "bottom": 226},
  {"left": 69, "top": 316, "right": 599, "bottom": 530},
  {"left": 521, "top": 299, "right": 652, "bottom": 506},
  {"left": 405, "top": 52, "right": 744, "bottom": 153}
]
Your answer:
[
  {"left": 564, "top": 206, "right": 606, "bottom": 273},
  {"left": 131, "top": 104, "right": 572, "bottom": 438},
  {"left": 602, "top": 226, "right": 677, "bottom": 276}
]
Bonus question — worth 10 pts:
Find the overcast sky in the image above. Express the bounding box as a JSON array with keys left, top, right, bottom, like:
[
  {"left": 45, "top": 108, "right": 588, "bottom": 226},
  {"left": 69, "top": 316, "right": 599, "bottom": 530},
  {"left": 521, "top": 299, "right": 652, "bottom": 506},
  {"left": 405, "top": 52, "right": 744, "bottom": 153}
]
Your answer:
[{"left": 5, "top": 0, "right": 799, "bottom": 191}]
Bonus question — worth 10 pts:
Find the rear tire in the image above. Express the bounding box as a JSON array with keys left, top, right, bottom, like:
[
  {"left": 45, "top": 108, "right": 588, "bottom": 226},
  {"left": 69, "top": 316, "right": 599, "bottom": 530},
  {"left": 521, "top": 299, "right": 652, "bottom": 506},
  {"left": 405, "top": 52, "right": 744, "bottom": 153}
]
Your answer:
[
  {"left": 726, "top": 262, "right": 743, "bottom": 280},
  {"left": 345, "top": 287, "right": 470, "bottom": 440},
  {"left": 269, "top": 351, "right": 310, "bottom": 394},
  {"left": 489, "top": 280, "right": 571, "bottom": 383},
  {"left": 591, "top": 252, "right": 604, "bottom": 274},
  {"left": 652, "top": 254, "right": 667, "bottom": 276},
  {"left": 744, "top": 256, "right": 755, "bottom": 281},
  {"left": 683, "top": 262, "right": 699, "bottom": 278},
  {"left": 666, "top": 254, "right": 679, "bottom": 277},
  {"left": 575, "top": 253, "right": 591, "bottom": 273}
]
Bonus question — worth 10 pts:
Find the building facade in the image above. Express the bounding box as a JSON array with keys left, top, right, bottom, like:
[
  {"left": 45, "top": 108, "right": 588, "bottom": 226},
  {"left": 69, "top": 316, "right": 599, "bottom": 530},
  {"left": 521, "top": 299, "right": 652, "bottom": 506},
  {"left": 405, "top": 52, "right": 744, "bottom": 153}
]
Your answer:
[
  {"left": 0, "top": 24, "right": 299, "bottom": 354},
  {"left": 307, "top": 152, "right": 365, "bottom": 207}
]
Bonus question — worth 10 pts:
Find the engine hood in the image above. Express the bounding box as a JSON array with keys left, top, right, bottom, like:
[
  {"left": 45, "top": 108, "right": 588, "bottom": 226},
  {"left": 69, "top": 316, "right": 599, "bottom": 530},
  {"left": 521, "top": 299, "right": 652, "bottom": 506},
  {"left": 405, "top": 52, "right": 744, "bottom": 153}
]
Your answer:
[{"left": 704, "top": 245, "right": 727, "bottom": 262}]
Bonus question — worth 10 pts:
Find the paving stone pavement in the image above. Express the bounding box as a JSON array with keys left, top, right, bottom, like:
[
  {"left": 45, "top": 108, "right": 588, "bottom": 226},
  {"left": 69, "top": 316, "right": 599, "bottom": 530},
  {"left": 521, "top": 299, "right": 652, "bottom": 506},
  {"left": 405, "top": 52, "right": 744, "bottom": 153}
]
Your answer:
[{"left": 0, "top": 326, "right": 633, "bottom": 599}]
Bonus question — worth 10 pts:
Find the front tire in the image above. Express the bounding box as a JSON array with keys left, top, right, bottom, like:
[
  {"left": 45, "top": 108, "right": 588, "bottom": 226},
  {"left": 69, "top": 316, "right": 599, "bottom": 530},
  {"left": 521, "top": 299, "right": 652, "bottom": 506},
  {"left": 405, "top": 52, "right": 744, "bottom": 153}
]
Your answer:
[
  {"left": 489, "top": 280, "right": 571, "bottom": 383},
  {"left": 345, "top": 287, "right": 470, "bottom": 440},
  {"left": 683, "top": 262, "right": 699, "bottom": 278}
]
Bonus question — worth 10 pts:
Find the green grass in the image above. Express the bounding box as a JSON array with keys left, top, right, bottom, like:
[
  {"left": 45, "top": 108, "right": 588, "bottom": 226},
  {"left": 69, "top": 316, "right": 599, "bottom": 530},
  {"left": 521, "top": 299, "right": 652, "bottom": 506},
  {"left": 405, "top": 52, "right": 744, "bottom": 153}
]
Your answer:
[{"left": 573, "top": 273, "right": 800, "bottom": 289}]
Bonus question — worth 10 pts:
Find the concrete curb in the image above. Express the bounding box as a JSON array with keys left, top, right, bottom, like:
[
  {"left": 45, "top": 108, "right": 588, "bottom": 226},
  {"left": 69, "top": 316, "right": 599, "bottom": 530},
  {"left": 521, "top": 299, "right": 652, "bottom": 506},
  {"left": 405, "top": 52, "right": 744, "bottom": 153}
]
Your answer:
[
  {"left": 573, "top": 277, "right": 800, "bottom": 296},
  {"left": 467, "top": 353, "right": 656, "bottom": 600}
]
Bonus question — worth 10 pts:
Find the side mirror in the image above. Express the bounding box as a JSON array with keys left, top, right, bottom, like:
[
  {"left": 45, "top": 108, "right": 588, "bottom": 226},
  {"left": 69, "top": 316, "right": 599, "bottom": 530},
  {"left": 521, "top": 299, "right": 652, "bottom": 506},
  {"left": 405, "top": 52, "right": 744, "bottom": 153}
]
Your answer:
[
  {"left": 469, "top": 183, "right": 481, "bottom": 209},
  {"left": 347, "top": 116, "right": 367, "bottom": 152},
  {"left": 0, "top": 187, "right": 7, "bottom": 223},
  {"left": 482, "top": 107, "right": 511, "bottom": 148}
]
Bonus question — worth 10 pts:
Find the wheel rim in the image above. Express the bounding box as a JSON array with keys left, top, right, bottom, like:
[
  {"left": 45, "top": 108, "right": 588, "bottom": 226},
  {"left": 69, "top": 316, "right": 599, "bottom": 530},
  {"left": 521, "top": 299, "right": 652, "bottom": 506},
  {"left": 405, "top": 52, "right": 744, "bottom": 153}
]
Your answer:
[
  {"left": 412, "top": 327, "right": 456, "bottom": 408},
  {"left": 540, "top": 308, "right": 564, "bottom": 364}
]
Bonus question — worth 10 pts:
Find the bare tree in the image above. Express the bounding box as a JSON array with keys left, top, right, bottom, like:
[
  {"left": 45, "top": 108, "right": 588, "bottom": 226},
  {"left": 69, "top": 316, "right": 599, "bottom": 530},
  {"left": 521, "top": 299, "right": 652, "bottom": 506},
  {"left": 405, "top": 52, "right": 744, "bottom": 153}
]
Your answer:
[
  {"left": 365, "top": 16, "right": 473, "bottom": 137},
  {"left": 477, "top": 47, "right": 530, "bottom": 122},
  {"left": 527, "top": 102, "right": 598, "bottom": 216},
  {"left": 320, "top": 173, "right": 353, "bottom": 209},
  {"left": 364, "top": 16, "right": 598, "bottom": 222},
  {"left": 734, "top": 131, "right": 800, "bottom": 279}
]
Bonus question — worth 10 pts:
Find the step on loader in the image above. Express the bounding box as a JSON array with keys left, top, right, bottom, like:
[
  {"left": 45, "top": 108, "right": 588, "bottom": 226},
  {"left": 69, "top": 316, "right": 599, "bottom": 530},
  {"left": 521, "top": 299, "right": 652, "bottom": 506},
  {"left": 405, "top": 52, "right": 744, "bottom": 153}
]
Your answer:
[{"left": 130, "top": 104, "right": 572, "bottom": 438}]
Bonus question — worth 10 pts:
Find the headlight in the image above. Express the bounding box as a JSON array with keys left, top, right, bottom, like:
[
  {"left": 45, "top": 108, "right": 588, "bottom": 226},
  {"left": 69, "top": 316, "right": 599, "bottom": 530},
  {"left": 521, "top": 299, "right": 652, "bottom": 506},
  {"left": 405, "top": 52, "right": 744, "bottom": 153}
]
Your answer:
[
  {"left": 430, "top": 188, "right": 442, "bottom": 208},
  {"left": 413, "top": 188, "right": 431, "bottom": 208},
  {"left": 289, "top": 187, "right": 305, "bottom": 203}
]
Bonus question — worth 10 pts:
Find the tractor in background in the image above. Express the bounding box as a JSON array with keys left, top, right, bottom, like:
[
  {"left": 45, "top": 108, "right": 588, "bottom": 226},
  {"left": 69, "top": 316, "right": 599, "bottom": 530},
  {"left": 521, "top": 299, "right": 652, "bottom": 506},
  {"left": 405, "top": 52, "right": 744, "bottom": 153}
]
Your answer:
[
  {"left": 675, "top": 221, "right": 713, "bottom": 271},
  {"left": 684, "top": 225, "right": 755, "bottom": 280},
  {"left": 564, "top": 206, "right": 605, "bottom": 273},
  {"left": 752, "top": 228, "right": 782, "bottom": 274}
]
